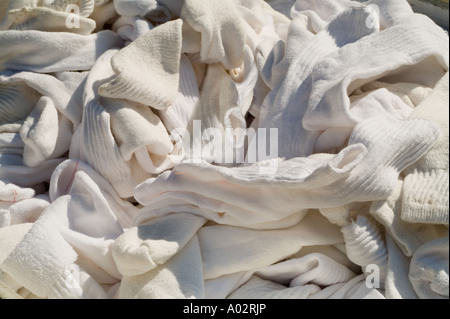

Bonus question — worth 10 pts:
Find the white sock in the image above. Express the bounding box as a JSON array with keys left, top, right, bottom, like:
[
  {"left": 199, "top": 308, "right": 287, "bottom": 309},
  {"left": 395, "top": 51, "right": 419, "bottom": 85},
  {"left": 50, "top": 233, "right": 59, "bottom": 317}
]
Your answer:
[
  {"left": 180, "top": 0, "right": 246, "bottom": 69},
  {"left": 134, "top": 144, "right": 366, "bottom": 229},
  {"left": 1, "top": 6, "right": 96, "bottom": 34},
  {"left": 257, "top": 6, "right": 379, "bottom": 159},
  {"left": 1, "top": 70, "right": 88, "bottom": 129},
  {"left": 118, "top": 236, "right": 204, "bottom": 299},
  {"left": 99, "top": 19, "right": 183, "bottom": 110},
  {"left": 0, "top": 30, "right": 123, "bottom": 72},
  {"left": 228, "top": 275, "right": 321, "bottom": 299},
  {"left": 159, "top": 54, "right": 200, "bottom": 133},
  {"left": 255, "top": 253, "right": 356, "bottom": 287},
  {"left": 0, "top": 153, "right": 63, "bottom": 187},
  {"left": 2, "top": 158, "right": 134, "bottom": 298},
  {"left": 341, "top": 215, "right": 388, "bottom": 288},
  {"left": 2, "top": 194, "right": 49, "bottom": 226},
  {"left": 112, "top": 213, "right": 206, "bottom": 276},
  {"left": 89, "top": 1, "right": 118, "bottom": 32},
  {"left": 112, "top": 16, "right": 154, "bottom": 45},
  {"left": 351, "top": 80, "right": 432, "bottom": 109},
  {"left": 290, "top": 0, "right": 356, "bottom": 33},
  {"left": 134, "top": 115, "right": 440, "bottom": 231},
  {"left": 49, "top": 159, "right": 139, "bottom": 229},
  {"left": 20, "top": 96, "right": 73, "bottom": 167},
  {"left": 370, "top": 180, "right": 448, "bottom": 257},
  {"left": 402, "top": 72, "right": 449, "bottom": 225},
  {"left": 0, "top": 223, "right": 33, "bottom": 297},
  {"left": 302, "top": 13, "right": 448, "bottom": 137},
  {"left": 0, "top": 80, "right": 39, "bottom": 126},
  {"left": 104, "top": 98, "right": 176, "bottom": 174},
  {"left": 79, "top": 49, "right": 137, "bottom": 198},
  {"left": 113, "top": 0, "right": 171, "bottom": 22},
  {"left": 197, "top": 212, "right": 343, "bottom": 280},
  {"left": 409, "top": 237, "right": 449, "bottom": 299}
]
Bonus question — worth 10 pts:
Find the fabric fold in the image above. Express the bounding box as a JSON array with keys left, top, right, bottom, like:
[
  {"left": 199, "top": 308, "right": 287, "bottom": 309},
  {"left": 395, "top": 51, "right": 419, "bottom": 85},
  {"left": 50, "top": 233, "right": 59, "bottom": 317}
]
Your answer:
[
  {"left": 0, "top": 30, "right": 123, "bottom": 72},
  {"left": 99, "top": 19, "right": 182, "bottom": 110}
]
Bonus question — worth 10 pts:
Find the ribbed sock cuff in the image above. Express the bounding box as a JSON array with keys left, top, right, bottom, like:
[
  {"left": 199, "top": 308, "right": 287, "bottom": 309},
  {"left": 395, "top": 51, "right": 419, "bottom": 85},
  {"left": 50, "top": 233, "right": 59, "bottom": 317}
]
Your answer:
[{"left": 402, "top": 169, "right": 449, "bottom": 225}]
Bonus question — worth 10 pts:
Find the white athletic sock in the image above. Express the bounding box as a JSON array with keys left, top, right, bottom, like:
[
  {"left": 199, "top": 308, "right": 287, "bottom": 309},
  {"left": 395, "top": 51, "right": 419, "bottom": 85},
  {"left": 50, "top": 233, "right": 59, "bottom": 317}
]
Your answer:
[
  {"left": 341, "top": 215, "right": 388, "bottom": 288},
  {"left": 257, "top": 6, "right": 379, "bottom": 159},
  {"left": 118, "top": 236, "right": 205, "bottom": 299},
  {"left": 402, "top": 72, "right": 449, "bottom": 225},
  {"left": 1, "top": 6, "right": 96, "bottom": 34},
  {"left": 370, "top": 180, "right": 448, "bottom": 257},
  {"left": 99, "top": 19, "right": 183, "bottom": 110},
  {"left": 112, "top": 213, "right": 206, "bottom": 276},
  {"left": 384, "top": 233, "right": 418, "bottom": 299},
  {"left": 180, "top": 0, "right": 246, "bottom": 69}
]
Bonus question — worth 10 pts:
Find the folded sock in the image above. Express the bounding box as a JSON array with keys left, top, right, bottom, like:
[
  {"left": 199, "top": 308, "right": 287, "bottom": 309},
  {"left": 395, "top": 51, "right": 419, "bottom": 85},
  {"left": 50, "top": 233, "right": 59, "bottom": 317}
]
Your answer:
[
  {"left": 198, "top": 212, "right": 343, "bottom": 280},
  {"left": 0, "top": 223, "right": 32, "bottom": 298},
  {"left": 255, "top": 253, "right": 356, "bottom": 287},
  {"left": 99, "top": 19, "right": 182, "bottom": 110},
  {"left": 112, "top": 213, "right": 206, "bottom": 276},
  {"left": 402, "top": 72, "right": 449, "bottom": 225},
  {"left": 112, "top": 16, "right": 154, "bottom": 45},
  {"left": 2, "top": 197, "right": 87, "bottom": 298},
  {"left": 257, "top": 6, "right": 379, "bottom": 159},
  {"left": 180, "top": 0, "right": 246, "bottom": 69},
  {"left": 118, "top": 236, "right": 204, "bottom": 299}
]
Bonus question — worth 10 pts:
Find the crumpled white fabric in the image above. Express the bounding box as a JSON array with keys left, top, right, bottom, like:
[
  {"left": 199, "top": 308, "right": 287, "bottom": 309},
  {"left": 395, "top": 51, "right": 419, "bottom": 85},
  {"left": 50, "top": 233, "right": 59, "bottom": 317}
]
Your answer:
[{"left": 0, "top": 0, "right": 448, "bottom": 300}]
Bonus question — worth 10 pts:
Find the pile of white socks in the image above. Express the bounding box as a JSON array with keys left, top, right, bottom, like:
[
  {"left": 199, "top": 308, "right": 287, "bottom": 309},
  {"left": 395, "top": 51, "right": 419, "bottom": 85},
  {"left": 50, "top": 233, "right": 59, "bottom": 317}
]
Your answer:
[{"left": 0, "top": 0, "right": 448, "bottom": 299}]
